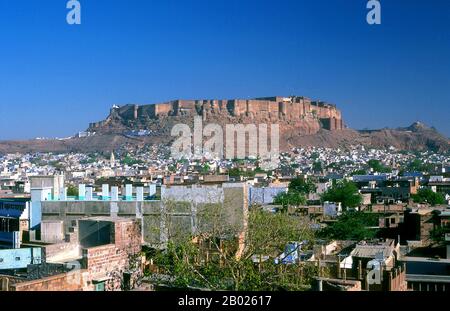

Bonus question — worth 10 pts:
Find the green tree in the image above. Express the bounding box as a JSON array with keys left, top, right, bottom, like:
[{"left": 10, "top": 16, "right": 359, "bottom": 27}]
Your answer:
[
  {"left": 227, "top": 167, "right": 258, "bottom": 178},
  {"left": 273, "top": 192, "right": 306, "bottom": 209},
  {"left": 312, "top": 161, "right": 322, "bottom": 172},
  {"left": 228, "top": 168, "right": 241, "bottom": 177},
  {"left": 367, "top": 159, "right": 391, "bottom": 173},
  {"left": 321, "top": 180, "right": 362, "bottom": 210},
  {"left": 350, "top": 169, "right": 367, "bottom": 176},
  {"left": 406, "top": 159, "right": 433, "bottom": 173},
  {"left": 319, "top": 211, "right": 379, "bottom": 240},
  {"left": 202, "top": 163, "right": 210, "bottom": 174},
  {"left": 150, "top": 209, "right": 321, "bottom": 291},
  {"left": 67, "top": 185, "right": 78, "bottom": 197},
  {"left": 310, "top": 152, "right": 319, "bottom": 160},
  {"left": 288, "top": 178, "right": 317, "bottom": 195},
  {"left": 122, "top": 155, "right": 142, "bottom": 166},
  {"left": 412, "top": 189, "right": 445, "bottom": 206},
  {"left": 430, "top": 223, "right": 450, "bottom": 243}
]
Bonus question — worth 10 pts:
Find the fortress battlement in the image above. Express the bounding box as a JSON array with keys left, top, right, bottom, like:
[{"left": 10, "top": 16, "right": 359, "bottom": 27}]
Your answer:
[{"left": 89, "top": 96, "right": 344, "bottom": 132}]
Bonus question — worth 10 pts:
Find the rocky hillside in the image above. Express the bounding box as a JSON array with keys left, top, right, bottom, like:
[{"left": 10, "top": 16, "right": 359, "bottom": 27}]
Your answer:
[
  {"left": 0, "top": 96, "right": 448, "bottom": 155},
  {"left": 0, "top": 121, "right": 448, "bottom": 155},
  {"left": 285, "top": 122, "right": 449, "bottom": 152}
]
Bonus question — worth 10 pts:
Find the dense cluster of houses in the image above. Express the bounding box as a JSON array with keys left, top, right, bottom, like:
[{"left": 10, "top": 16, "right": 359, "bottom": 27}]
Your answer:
[{"left": 0, "top": 145, "right": 449, "bottom": 291}]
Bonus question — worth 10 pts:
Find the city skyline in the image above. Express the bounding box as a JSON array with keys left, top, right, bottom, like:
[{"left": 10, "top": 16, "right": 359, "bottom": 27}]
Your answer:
[
  {"left": 0, "top": 0, "right": 449, "bottom": 140},
  {"left": 1, "top": 0, "right": 449, "bottom": 297}
]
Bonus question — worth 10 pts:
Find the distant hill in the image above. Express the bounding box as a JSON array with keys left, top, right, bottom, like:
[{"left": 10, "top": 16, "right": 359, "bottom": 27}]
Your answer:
[
  {"left": 0, "top": 122, "right": 448, "bottom": 155},
  {"left": 285, "top": 122, "right": 449, "bottom": 152},
  {"left": 0, "top": 98, "right": 448, "bottom": 155}
]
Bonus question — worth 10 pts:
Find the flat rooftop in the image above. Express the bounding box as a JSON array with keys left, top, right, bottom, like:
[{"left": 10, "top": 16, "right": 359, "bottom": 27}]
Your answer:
[{"left": 81, "top": 216, "right": 135, "bottom": 223}]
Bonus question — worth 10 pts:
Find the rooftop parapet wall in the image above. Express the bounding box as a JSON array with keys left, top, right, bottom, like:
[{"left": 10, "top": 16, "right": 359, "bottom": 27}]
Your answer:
[{"left": 41, "top": 183, "right": 248, "bottom": 246}]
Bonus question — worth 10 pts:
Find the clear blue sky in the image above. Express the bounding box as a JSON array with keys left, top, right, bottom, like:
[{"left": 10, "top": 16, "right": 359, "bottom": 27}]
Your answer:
[{"left": 0, "top": 0, "right": 449, "bottom": 140}]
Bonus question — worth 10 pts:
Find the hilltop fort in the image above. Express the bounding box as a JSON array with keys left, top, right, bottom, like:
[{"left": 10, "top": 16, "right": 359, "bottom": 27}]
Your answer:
[
  {"left": 88, "top": 96, "right": 345, "bottom": 135},
  {"left": 1, "top": 96, "right": 448, "bottom": 155}
]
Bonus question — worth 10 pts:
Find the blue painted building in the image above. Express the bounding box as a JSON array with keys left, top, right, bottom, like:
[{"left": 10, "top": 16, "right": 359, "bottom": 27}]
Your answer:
[
  {"left": 0, "top": 248, "right": 43, "bottom": 270},
  {"left": 248, "top": 186, "right": 287, "bottom": 205},
  {"left": 352, "top": 174, "right": 389, "bottom": 183},
  {"left": 0, "top": 198, "right": 30, "bottom": 249}
]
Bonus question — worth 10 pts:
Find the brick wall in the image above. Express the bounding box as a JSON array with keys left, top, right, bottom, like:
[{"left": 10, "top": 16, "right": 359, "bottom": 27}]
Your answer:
[
  {"left": 5, "top": 219, "right": 144, "bottom": 292},
  {"left": 113, "top": 219, "right": 142, "bottom": 255},
  {"left": 83, "top": 244, "right": 127, "bottom": 280},
  {"left": 387, "top": 265, "right": 408, "bottom": 291},
  {"left": 8, "top": 270, "right": 89, "bottom": 291}
]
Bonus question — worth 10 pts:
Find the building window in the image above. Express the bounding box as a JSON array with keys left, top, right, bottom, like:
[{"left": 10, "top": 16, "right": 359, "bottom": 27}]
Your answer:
[
  {"left": 94, "top": 282, "right": 106, "bottom": 292},
  {"left": 15, "top": 257, "right": 20, "bottom": 261}
]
